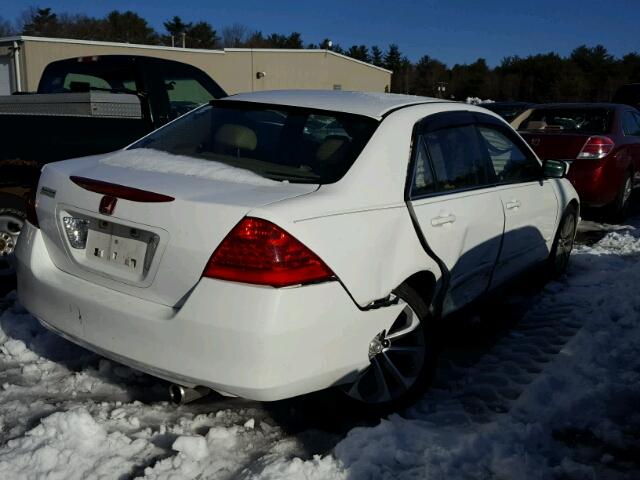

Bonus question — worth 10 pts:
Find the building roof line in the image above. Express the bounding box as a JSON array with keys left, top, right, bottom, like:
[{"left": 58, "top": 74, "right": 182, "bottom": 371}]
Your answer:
[
  {"left": 0, "top": 36, "right": 392, "bottom": 73},
  {"left": 0, "top": 35, "right": 227, "bottom": 54},
  {"left": 225, "top": 48, "right": 392, "bottom": 73}
]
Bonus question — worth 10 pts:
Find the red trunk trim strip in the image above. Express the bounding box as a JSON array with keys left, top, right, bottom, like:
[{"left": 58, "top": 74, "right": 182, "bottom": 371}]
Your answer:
[{"left": 70, "top": 176, "right": 174, "bottom": 203}]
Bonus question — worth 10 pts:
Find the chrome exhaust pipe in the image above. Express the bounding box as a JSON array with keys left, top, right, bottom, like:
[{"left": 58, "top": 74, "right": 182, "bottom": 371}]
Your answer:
[{"left": 169, "top": 384, "right": 211, "bottom": 404}]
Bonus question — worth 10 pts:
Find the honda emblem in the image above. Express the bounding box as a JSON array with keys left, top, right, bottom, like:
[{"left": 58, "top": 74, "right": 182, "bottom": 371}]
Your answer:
[
  {"left": 531, "top": 138, "right": 541, "bottom": 146},
  {"left": 99, "top": 196, "right": 117, "bottom": 215}
]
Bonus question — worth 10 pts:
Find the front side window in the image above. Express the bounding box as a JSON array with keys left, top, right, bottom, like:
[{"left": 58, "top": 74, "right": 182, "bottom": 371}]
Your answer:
[
  {"left": 421, "top": 125, "right": 493, "bottom": 192},
  {"left": 164, "top": 77, "right": 217, "bottom": 119},
  {"left": 131, "top": 102, "right": 378, "bottom": 184},
  {"left": 477, "top": 126, "right": 542, "bottom": 182},
  {"left": 157, "top": 63, "right": 225, "bottom": 120}
]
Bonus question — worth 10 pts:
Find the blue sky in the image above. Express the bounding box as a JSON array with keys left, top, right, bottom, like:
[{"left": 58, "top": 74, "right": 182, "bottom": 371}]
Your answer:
[{"left": 2, "top": 0, "right": 639, "bottom": 66}]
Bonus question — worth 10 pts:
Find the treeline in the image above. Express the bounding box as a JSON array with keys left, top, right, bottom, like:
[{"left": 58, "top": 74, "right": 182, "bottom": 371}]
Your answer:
[{"left": 1, "top": 8, "right": 639, "bottom": 102}]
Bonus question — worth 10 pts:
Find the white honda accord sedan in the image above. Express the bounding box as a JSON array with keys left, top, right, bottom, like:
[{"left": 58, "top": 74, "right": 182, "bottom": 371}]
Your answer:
[{"left": 15, "top": 90, "right": 579, "bottom": 411}]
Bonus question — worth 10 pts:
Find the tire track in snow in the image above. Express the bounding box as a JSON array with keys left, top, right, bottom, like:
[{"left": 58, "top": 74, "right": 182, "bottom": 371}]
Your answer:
[
  {"left": 408, "top": 221, "right": 639, "bottom": 427},
  {"left": 422, "top": 293, "right": 585, "bottom": 424}
]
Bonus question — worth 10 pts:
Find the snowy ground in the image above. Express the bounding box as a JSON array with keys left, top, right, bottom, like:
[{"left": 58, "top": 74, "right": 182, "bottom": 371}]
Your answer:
[{"left": 1, "top": 215, "right": 639, "bottom": 479}]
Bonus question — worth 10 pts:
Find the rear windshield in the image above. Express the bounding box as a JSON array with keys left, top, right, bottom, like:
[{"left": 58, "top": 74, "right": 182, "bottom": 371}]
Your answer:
[
  {"left": 130, "top": 101, "right": 379, "bottom": 184},
  {"left": 482, "top": 104, "right": 528, "bottom": 122},
  {"left": 516, "top": 108, "right": 613, "bottom": 134},
  {"left": 39, "top": 61, "right": 139, "bottom": 94}
]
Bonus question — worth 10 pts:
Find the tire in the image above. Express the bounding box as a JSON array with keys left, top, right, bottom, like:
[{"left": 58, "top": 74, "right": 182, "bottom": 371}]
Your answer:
[
  {"left": 338, "top": 283, "right": 439, "bottom": 414},
  {"left": 608, "top": 172, "right": 633, "bottom": 222},
  {"left": 547, "top": 205, "right": 577, "bottom": 278},
  {"left": 0, "top": 205, "right": 26, "bottom": 277}
]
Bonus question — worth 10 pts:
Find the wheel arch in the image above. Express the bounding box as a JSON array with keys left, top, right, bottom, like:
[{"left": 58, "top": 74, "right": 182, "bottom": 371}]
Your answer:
[
  {"left": 396, "top": 270, "right": 437, "bottom": 314},
  {"left": 567, "top": 198, "right": 579, "bottom": 217},
  {"left": 0, "top": 192, "right": 28, "bottom": 213}
]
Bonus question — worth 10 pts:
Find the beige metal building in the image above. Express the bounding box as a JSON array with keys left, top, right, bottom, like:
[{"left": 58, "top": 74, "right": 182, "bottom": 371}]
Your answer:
[{"left": 0, "top": 36, "right": 391, "bottom": 96}]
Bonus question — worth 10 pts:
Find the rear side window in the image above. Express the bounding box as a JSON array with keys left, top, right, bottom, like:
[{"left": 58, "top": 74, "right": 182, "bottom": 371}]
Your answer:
[
  {"left": 411, "top": 137, "right": 436, "bottom": 196},
  {"left": 131, "top": 102, "right": 378, "bottom": 184},
  {"left": 477, "top": 126, "right": 542, "bottom": 182},
  {"left": 622, "top": 111, "right": 640, "bottom": 136},
  {"left": 421, "top": 125, "right": 493, "bottom": 192},
  {"left": 517, "top": 108, "right": 613, "bottom": 134}
]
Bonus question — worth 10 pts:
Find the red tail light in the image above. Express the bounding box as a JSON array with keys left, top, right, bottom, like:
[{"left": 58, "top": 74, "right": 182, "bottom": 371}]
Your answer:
[
  {"left": 26, "top": 190, "right": 39, "bottom": 228},
  {"left": 577, "top": 136, "right": 615, "bottom": 160},
  {"left": 203, "top": 217, "right": 334, "bottom": 287}
]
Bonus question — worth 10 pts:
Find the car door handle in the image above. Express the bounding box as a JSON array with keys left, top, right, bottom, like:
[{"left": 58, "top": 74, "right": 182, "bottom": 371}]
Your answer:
[
  {"left": 430, "top": 214, "right": 456, "bottom": 226},
  {"left": 505, "top": 200, "right": 521, "bottom": 210}
]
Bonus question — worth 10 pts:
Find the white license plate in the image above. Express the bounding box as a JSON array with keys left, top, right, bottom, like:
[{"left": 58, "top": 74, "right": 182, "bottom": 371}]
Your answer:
[{"left": 85, "top": 220, "right": 155, "bottom": 277}]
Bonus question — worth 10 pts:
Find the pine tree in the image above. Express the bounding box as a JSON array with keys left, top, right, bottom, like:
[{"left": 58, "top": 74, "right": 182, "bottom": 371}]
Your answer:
[
  {"left": 384, "top": 44, "right": 407, "bottom": 93},
  {"left": 570, "top": 45, "right": 616, "bottom": 101},
  {"left": 346, "top": 45, "right": 370, "bottom": 63},
  {"left": 187, "top": 21, "right": 219, "bottom": 49},
  {"left": 105, "top": 10, "right": 158, "bottom": 44},
  {"left": 22, "top": 7, "right": 59, "bottom": 37},
  {"left": 163, "top": 16, "right": 191, "bottom": 39},
  {"left": 383, "top": 44, "right": 402, "bottom": 71},
  {"left": 370, "top": 46, "right": 383, "bottom": 67},
  {"left": 412, "top": 55, "right": 448, "bottom": 96}
]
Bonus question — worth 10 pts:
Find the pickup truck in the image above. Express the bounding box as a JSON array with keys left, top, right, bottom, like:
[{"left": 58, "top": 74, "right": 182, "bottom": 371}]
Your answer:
[{"left": 0, "top": 55, "right": 227, "bottom": 275}]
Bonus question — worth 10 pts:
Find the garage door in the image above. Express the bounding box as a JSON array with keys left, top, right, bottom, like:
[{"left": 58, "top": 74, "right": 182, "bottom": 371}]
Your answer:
[{"left": 0, "top": 57, "right": 11, "bottom": 95}]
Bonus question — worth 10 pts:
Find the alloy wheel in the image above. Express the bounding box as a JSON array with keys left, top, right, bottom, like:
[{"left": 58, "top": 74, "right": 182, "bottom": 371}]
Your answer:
[
  {"left": 622, "top": 176, "right": 633, "bottom": 209},
  {"left": 555, "top": 213, "right": 576, "bottom": 272},
  {"left": 343, "top": 297, "right": 426, "bottom": 404}
]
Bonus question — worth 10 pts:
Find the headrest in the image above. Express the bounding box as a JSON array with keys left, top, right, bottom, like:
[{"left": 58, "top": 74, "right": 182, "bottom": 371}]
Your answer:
[
  {"left": 214, "top": 124, "right": 258, "bottom": 151},
  {"left": 525, "top": 120, "right": 547, "bottom": 130},
  {"left": 316, "top": 136, "right": 349, "bottom": 163},
  {"left": 69, "top": 81, "right": 90, "bottom": 92}
]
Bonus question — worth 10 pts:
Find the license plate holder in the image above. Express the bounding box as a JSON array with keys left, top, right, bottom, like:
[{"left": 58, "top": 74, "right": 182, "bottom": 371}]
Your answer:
[{"left": 85, "top": 220, "right": 156, "bottom": 277}]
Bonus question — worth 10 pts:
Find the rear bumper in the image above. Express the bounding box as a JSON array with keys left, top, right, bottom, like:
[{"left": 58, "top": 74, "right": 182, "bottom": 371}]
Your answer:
[
  {"left": 567, "top": 159, "right": 622, "bottom": 207},
  {"left": 15, "top": 223, "right": 402, "bottom": 401}
]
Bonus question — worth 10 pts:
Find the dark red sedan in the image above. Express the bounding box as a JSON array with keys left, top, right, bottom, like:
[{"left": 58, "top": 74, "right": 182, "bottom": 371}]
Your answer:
[{"left": 514, "top": 103, "right": 640, "bottom": 218}]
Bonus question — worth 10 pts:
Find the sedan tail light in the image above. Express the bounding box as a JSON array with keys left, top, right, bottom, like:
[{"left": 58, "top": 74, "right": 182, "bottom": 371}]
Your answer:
[
  {"left": 577, "top": 136, "right": 615, "bottom": 160},
  {"left": 203, "top": 217, "right": 334, "bottom": 287}
]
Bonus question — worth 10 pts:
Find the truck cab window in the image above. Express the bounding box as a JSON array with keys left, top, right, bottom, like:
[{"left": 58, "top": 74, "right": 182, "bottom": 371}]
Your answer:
[
  {"left": 42, "top": 64, "right": 138, "bottom": 95},
  {"left": 63, "top": 73, "right": 111, "bottom": 92}
]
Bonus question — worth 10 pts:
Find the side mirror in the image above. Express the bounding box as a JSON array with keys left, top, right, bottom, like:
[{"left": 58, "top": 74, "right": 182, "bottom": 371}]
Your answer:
[{"left": 543, "top": 159, "right": 569, "bottom": 179}]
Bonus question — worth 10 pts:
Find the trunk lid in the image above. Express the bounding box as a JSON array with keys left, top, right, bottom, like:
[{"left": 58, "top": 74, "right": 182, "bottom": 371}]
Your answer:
[
  {"left": 519, "top": 132, "right": 592, "bottom": 161},
  {"left": 36, "top": 151, "right": 318, "bottom": 306}
]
